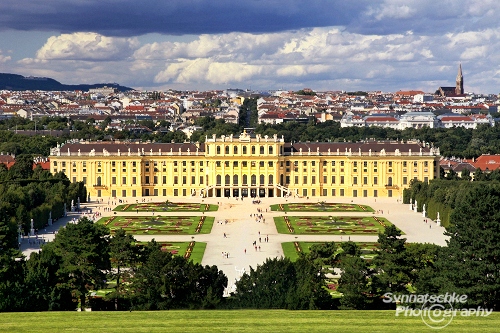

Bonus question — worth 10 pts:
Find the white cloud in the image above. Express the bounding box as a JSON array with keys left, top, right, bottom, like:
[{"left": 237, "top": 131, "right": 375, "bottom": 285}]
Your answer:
[
  {"left": 35, "top": 32, "right": 139, "bottom": 61},
  {"left": 7, "top": 21, "right": 500, "bottom": 93},
  {"left": 0, "top": 50, "right": 11, "bottom": 63}
]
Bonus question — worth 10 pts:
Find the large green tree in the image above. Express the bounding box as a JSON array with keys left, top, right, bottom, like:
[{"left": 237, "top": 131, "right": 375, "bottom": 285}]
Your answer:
[
  {"left": 371, "top": 225, "right": 410, "bottom": 301},
  {"left": 108, "top": 228, "right": 137, "bottom": 310},
  {"left": 52, "top": 217, "right": 110, "bottom": 310},
  {"left": 436, "top": 184, "right": 500, "bottom": 310}
]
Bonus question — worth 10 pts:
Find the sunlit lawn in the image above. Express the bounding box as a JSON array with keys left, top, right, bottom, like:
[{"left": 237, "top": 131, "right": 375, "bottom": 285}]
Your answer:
[{"left": 0, "top": 310, "right": 498, "bottom": 332}]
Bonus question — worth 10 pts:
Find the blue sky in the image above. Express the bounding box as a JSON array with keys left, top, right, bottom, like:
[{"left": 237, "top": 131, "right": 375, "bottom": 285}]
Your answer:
[{"left": 0, "top": 0, "right": 499, "bottom": 93}]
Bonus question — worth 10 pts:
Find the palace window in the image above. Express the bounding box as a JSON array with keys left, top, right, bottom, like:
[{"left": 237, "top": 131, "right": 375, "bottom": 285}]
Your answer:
[
  {"left": 225, "top": 146, "right": 230, "bottom": 154},
  {"left": 260, "top": 146, "right": 264, "bottom": 154},
  {"left": 243, "top": 146, "right": 247, "bottom": 154}
]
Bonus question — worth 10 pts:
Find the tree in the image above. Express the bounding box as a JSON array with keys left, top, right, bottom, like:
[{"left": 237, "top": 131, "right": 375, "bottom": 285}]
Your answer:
[
  {"left": 108, "top": 228, "right": 137, "bottom": 310},
  {"left": 52, "top": 217, "right": 110, "bottom": 310},
  {"left": 338, "top": 255, "right": 372, "bottom": 309},
  {"left": 8, "top": 154, "right": 34, "bottom": 180},
  {"left": 371, "top": 225, "right": 410, "bottom": 301},
  {"left": 233, "top": 256, "right": 330, "bottom": 309},
  {"left": 0, "top": 250, "right": 26, "bottom": 311},
  {"left": 24, "top": 242, "right": 74, "bottom": 311},
  {"left": 460, "top": 168, "right": 472, "bottom": 181},
  {"left": 130, "top": 241, "right": 227, "bottom": 310},
  {"left": 436, "top": 184, "right": 500, "bottom": 310}
]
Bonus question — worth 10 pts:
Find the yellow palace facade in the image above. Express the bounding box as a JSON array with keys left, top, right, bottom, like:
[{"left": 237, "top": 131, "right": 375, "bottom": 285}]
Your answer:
[{"left": 49, "top": 132, "right": 440, "bottom": 199}]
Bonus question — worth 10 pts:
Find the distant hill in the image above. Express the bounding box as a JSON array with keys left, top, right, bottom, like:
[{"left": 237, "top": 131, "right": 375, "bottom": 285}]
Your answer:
[{"left": 0, "top": 73, "right": 133, "bottom": 92}]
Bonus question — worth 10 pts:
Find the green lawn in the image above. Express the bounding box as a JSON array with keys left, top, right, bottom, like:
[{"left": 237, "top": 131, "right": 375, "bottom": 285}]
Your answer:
[
  {"left": 282, "top": 242, "right": 379, "bottom": 262},
  {"left": 270, "top": 202, "right": 374, "bottom": 212},
  {"left": 274, "top": 215, "right": 399, "bottom": 235},
  {"left": 114, "top": 202, "right": 218, "bottom": 212},
  {"left": 134, "top": 241, "right": 206, "bottom": 264},
  {"left": 97, "top": 215, "right": 214, "bottom": 235},
  {"left": 0, "top": 310, "right": 497, "bottom": 332}
]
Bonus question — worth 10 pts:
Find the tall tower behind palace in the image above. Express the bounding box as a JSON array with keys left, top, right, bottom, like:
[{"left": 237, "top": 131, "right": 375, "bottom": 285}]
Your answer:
[{"left": 456, "top": 63, "right": 464, "bottom": 95}]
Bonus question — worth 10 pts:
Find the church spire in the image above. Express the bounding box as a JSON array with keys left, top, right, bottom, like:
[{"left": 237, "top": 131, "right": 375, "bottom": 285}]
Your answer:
[{"left": 456, "top": 63, "right": 464, "bottom": 95}]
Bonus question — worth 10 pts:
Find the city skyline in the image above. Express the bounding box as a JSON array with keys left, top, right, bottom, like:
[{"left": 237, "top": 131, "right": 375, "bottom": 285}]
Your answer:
[{"left": 1, "top": 1, "right": 499, "bottom": 93}]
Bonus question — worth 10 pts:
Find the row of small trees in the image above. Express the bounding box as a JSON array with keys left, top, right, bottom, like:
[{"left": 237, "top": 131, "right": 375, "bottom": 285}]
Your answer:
[{"left": 0, "top": 155, "right": 86, "bottom": 250}]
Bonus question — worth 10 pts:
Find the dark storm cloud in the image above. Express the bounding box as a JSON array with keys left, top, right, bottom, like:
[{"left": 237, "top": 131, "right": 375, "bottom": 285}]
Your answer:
[{"left": 0, "top": 0, "right": 369, "bottom": 36}]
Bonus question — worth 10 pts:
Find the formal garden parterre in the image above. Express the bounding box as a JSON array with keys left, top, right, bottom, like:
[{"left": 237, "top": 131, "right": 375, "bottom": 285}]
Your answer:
[
  {"left": 282, "top": 241, "right": 379, "bottom": 262},
  {"left": 133, "top": 241, "right": 206, "bottom": 264},
  {"left": 97, "top": 215, "right": 215, "bottom": 234},
  {"left": 274, "top": 215, "right": 400, "bottom": 234},
  {"left": 270, "top": 202, "right": 375, "bottom": 212},
  {"left": 114, "top": 201, "right": 218, "bottom": 212}
]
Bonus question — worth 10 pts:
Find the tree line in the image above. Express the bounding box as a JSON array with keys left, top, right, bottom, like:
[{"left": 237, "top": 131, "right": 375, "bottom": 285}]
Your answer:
[
  {"left": 3, "top": 106, "right": 500, "bottom": 158},
  {"left": 0, "top": 155, "right": 86, "bottom": 249}
]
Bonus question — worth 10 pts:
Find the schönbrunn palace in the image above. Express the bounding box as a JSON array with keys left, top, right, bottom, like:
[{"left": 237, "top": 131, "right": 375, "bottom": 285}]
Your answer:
[{"left": 49, "top": 132, "right": 441, "bottom": 199}]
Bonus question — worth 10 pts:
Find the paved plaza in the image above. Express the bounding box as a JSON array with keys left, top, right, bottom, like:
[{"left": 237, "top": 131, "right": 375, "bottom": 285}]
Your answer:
[{"left": 21, "top": 196, "right": 448, "bottom": 292}]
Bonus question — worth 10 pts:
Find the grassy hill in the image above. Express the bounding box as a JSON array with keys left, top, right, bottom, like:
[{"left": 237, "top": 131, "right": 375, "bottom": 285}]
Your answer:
[
  {"left": 0, "top": 73, "right": 132, "bottom": 91},
  {"left": 0, "top": 310, "right": 497, "bottom": 332}
]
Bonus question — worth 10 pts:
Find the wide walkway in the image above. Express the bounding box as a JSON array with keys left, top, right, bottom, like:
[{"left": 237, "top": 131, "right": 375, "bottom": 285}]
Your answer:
[{"left": 20, "top": 195, "right": 448, "bottom": 293}]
